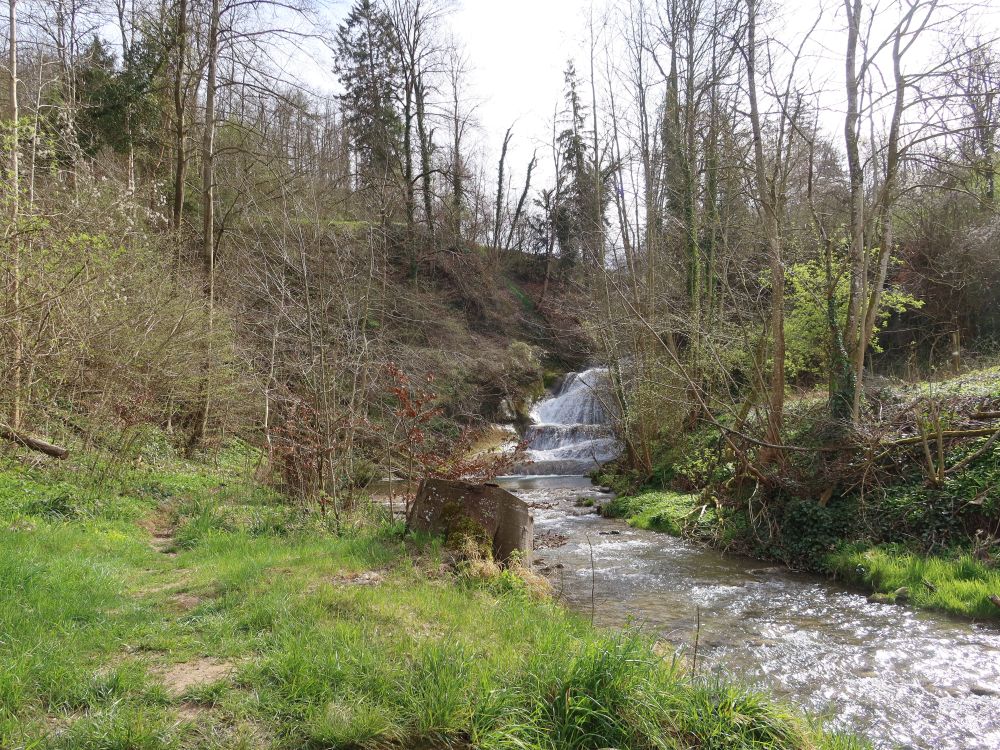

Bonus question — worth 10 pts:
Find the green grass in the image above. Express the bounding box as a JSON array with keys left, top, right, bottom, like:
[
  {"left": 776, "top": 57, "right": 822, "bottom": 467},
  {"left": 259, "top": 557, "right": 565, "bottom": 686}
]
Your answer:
[
  {"left": 604, "top": 487, "right": 1000, "bottom": 621},
  {"left": 826, "top": 544, "right": 1000, "bottom": 619},
  {"left": 602, "top": 490, "right": 746, "bottom": 546},
  {"left": 0, "top": 453, "right": 865, "bottom": 749},
  {"left": 602, "top": 491, "right": 701, "bottom": 535},
  {"left": 505, "top": 276, "right": 538, "bottom": 317}
]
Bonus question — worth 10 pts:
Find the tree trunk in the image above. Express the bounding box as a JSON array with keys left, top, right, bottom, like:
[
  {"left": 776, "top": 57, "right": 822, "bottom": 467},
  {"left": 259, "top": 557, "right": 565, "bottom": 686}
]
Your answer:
[
  {"left": 189, "top": 0, "right": 219, "bottom": 453},
  {"left": 0, "top": 426, "right": 68, "bottom": 459},
  {"left": 8, "top": 0, "right": 22, "bottom": 430},
  {"left": 847, "top": 0, "right": 922, "bottom": 420},
  {"left": 746, "top": 0, "right": 785, "bottom": 460},
  {"left": 840, "top": 0, "right": 865, "bottom": 420},
  {"left": 402, "top": 77, "right": 416, "bottom": 277},
  {"left": 172, "top": 0, "right": 188, "bottom": 239},
  {"left": 449, "top": 80, "right": 463, "bottom": 248},
  {"left": 116, "top": 0, "right": 135, "bottom": 196},
  {"left": 415, "top": 75, "right": 434, "bottom": 243},
  {"left": 493, "top": 127, "right": 512, "bottom": 254}
]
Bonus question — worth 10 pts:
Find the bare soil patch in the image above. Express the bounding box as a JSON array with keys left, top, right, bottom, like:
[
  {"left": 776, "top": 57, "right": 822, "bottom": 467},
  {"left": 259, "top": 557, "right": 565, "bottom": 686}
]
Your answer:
[
  {"left": 168, "top": 592, "right": 203, "bottom": 611},
  {"left": 176, "top": 702, "right": 208, "bottom": 721},
  {"left": 333, "top": 570, "right": 384, "bottom": 586},
  {"left": 140, "top": 512, "right": 178, "bottom": 556},
  {"left": 159, "top": 658, "right": 234, "bottom": 698}
]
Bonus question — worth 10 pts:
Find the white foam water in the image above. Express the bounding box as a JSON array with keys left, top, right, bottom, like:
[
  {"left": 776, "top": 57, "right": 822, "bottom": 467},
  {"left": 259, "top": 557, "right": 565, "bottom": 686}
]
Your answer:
[{"left": 513, "top": 367, "right": 622, "bottom": 475}]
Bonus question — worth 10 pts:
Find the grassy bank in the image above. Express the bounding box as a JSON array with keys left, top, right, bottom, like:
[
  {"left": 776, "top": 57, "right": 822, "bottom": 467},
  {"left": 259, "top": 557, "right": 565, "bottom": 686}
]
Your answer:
[
  {"left": 601, "top": 491, "right": 725, "bottom": 540},
  {"left": 0, "top": 449, "right": 864, "bottom": 750},
  {"left": 600, "top": 490, "right": 746, "bottom": 552},
  {"left": 601, "top": 489, "right": 1000, "bottom": 619},
  {"left": 596, "top": 370, "right": 1000, "bottom": 621},
  {"left": 825, "top": 545, "right": 1000, "bottom": 619}
]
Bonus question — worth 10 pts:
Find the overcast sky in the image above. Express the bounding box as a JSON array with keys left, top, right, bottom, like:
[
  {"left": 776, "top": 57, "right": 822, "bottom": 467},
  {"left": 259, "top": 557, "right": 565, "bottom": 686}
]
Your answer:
[
  {"left": 449, "top": 0, "right": 594, "bottom": 163},
  {"left": 299, "top": 0, "right": 602, "bottom": 173},
  {"left": 301, "top": 0, "right": 1000, "bottom": 183}
]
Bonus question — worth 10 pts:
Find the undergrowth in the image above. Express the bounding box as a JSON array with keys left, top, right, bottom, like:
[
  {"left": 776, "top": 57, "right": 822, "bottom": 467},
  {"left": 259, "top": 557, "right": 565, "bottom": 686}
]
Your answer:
[{"left": 597, "top": 369, "right": 1000, "bottom": 620}]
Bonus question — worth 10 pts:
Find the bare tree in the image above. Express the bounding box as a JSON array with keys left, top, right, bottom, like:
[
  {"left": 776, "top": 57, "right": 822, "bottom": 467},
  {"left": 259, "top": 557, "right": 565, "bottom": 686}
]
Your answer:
[
  {"left": 6, "top": 0, "right": 22, "bottom": 429},
  {"left": 442, "top": 37, "right": 473, "bottom": 248},
  {"left": 188, "top": 0, "right": 220, "bottom": 452},
  {"left": 744, "top": 0, "right": 787, "bottom": 456},
  {"left": 171, "top": 0, "right": 188, "bottom": 236},
  {"left": 841, "top": 0, "right": 943, "bottom": 421}
]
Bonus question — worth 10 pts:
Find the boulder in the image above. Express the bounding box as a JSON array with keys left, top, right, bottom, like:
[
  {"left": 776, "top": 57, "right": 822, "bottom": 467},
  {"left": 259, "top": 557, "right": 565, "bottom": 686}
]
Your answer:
[
  {"left": 496, "top": 398, "right": 518, "bottom": 423},
  {"left": 407, "top": 479, "right": 533, "bottom": 566}
]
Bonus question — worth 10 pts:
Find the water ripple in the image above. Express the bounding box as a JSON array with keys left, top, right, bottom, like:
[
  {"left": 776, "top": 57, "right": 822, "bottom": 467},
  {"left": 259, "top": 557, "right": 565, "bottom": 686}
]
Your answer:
[{"left": 511, "top": 478, "right": 1000, "bottom": 750}]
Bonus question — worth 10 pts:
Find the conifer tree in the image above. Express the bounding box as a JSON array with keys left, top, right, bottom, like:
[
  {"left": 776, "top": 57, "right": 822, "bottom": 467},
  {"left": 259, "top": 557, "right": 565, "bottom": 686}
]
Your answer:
[
  {"left": 334, "top": 0, "right": 402, "bottom": 192},
  {"left": 557, "top": 61, "right": 609, "bottom": 273}
]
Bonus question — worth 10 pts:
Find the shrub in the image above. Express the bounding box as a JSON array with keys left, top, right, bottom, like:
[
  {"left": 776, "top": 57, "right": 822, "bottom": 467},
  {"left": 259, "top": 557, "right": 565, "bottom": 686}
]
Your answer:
[{"left": 776, "top": 499, "right": 854, "bottom": 567}]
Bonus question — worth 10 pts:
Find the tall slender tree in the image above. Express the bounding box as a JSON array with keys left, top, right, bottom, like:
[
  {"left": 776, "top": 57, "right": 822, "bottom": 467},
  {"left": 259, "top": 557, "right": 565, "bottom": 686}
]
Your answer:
[
  {"left": 188, "top": 0, "right": 220, "bottom": 452},
  {"left": 334, "top": 0, "right": 401, "bottom": 194},
  {"left": 7, "top": 0, "right": 21, "bottom": 430}
]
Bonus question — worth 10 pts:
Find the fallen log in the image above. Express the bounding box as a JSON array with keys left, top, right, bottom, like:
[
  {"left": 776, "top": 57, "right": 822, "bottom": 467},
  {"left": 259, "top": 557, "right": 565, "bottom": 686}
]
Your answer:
[
  {"left": 0, "top": 426, "right": 69, "bottom": 459},
  {"left": 887, "top": 427, "right": 1000, "bottom": 448},
  {"left": 971, "top": 411, "right": 1000, "bottom": 420}
]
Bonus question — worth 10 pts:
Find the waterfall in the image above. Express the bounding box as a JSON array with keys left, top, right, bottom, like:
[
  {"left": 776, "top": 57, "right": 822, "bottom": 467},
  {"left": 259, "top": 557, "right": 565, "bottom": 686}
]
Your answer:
[{"left": 513, "top": 367, "right": 622, "bottom": 476}]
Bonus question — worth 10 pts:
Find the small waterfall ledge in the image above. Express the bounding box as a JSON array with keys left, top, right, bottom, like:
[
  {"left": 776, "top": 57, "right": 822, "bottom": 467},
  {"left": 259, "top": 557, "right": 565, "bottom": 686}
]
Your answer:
[{"left": 511, "top": 367, "right": 622, "bottom": 476}]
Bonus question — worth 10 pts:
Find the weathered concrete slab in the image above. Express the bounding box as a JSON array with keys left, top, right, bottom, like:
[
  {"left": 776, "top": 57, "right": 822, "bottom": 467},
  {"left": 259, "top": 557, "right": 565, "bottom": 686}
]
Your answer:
[{"left": 407, "top": 479, "right": 533, "bottom": 566}]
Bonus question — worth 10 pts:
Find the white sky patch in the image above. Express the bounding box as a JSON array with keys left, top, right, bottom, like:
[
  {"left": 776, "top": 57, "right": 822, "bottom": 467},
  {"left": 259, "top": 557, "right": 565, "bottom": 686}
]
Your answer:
[
  {"left": 296, "top": 0, "right": 1000, "bottom": 187},
  {"left": 450, "top": 0, "right": 594, "bottom": 162}
]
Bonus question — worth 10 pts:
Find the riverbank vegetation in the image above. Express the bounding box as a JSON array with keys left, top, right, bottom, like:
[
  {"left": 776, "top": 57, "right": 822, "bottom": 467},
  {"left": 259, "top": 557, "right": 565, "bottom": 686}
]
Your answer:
[
  {"left": 2, "top": 0, "right": 998, "bottom": 541},
  {"left": 0, "top": 447, "right": 866, "bottom": 750},
  {"left": 562, "top": 0, "right": 1000, "bottom": 623},
  {"left": 1, "top": 0, "right": 999, "bottom": 743},
  {"left": 597, "top": 367, "right": 1000, "bottom": 619}
]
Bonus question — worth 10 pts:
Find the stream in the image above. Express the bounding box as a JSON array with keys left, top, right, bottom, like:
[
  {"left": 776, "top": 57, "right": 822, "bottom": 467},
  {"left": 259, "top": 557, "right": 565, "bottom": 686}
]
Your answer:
[{"left": 498, "top": 368, "right": 1000, "bottom": 750}]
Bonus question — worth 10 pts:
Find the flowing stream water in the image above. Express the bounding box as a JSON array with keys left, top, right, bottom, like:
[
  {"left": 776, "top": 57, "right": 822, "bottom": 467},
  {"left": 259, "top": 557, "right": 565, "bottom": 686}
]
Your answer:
[
  {"left": 500, "top": 369, "right": 1000, "bottom": 750},
  {"left": 510, "top": 368, "right": 623, "bottom": 476}
]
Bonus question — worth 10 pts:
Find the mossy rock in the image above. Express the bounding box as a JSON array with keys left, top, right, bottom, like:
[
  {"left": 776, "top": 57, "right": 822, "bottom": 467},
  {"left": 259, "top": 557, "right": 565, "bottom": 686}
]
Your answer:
[
  {"left": 408, "top": 479, "right": 533, "bottom": 565},
  {"left": 441, "top": 502, "right": 492, "bottom": 557}
]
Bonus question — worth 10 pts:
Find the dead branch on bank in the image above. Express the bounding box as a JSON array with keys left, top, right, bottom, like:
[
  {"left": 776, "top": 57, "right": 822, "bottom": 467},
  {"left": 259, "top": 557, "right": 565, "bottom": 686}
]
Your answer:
[{"left": 0, "top": 425, "right": 69, "bottom": 459}]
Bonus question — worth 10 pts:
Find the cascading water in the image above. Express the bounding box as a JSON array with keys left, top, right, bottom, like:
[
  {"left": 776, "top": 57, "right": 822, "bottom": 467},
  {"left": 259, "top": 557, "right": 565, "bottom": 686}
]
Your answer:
[{"left": 513, "top": 367, "right": 622, "bottom": 475}]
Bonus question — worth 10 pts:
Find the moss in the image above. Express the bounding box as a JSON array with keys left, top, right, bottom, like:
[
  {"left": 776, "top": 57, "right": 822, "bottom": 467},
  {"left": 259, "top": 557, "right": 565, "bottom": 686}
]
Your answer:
[{"left": 440, "top": 502, "right": 492, "bottom": 557}]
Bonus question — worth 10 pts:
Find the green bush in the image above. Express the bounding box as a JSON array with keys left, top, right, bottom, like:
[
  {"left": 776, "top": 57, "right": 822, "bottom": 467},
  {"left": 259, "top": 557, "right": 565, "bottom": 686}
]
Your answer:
[
  {"left": 784, "top": 260, "right": 920, "bottom": 383},
  {"left": 776, "top": 499, "right": 854, "bottom": 567}
]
